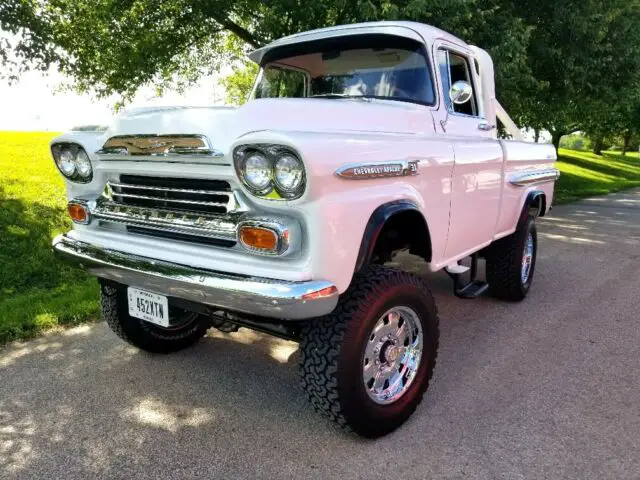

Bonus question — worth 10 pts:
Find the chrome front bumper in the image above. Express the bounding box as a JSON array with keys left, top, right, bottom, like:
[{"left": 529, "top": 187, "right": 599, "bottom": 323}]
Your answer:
[{"left": 52, "top": 234, "right": 339, "bottom": 320}]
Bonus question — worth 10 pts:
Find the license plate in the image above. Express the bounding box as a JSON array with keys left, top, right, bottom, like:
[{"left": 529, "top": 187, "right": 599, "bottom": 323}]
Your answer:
[{"left": 127, "top": 287, "right": 169, "bottom": 327}]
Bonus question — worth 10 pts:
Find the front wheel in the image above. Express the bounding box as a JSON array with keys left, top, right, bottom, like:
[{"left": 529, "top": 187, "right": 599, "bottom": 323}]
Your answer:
[
  {"left": 486, "top": 215, "right": 538, "bottom": 301},
  {"left": 299, "top": 266, "right": 439, "bottom": 438},
  {"left": 100, "top": 282, "right": 210, "bottom": 353}
]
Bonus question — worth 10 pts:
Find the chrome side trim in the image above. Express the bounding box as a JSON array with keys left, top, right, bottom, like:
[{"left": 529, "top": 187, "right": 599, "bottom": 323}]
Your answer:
[
  {"left": 96, "top": 134, "right": 224, "bottom": 158},
  {"left": 509, "top": 168, "right": 561, "bottom": 187},
  {"left": 52, "top": 234, "right": 339, "bottom": 320},
  {"left": 336, "top": 160, "right": 419, "bottom": 179}
]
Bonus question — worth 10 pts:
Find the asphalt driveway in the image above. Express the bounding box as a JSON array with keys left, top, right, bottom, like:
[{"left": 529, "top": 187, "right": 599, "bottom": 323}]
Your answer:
[{"left": 2, "top": 189, "right": 639, "bottom": 479}]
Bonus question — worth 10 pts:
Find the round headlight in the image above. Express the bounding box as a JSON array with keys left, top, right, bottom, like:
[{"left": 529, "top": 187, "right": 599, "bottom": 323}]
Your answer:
[
  {"left": 75, "top": 149, "right": 92, "bottom": 178},
  {"left": 52, "top": 143, "right": 93, "bottom": 183},
  {"left": 243, "top": 153, "right": 272, "bottom": 191},
  {"left": 58, "top": 148, "right": 77, "bottom": 176},
  {"left": 274, "top": 154, "right": 304, "bottom": 194}
]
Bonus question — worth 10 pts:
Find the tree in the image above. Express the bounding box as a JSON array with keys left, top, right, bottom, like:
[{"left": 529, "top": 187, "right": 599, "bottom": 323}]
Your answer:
[
  {"left": 1, "top": 0, "right": 535, "bottom": 103},
  {"left": 510, "top": 0, "right": 640, "bottom": 150},
  {"left": 0, "top": 1, "right": 58, "bottom": 80},
  {"left": 2, "top": 0, "right": 640, "bottom": 149},
  {"left": 220, "top": 61, "right": 258, "bottom": 105}
]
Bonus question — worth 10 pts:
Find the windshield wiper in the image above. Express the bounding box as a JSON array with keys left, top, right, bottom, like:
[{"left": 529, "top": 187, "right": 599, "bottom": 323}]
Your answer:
[
  {"left": 310, "top": 94, "right": 373, "bottom": 101},
  {"left": 311, "top": 93, "right": 351, "bottom": 98}
]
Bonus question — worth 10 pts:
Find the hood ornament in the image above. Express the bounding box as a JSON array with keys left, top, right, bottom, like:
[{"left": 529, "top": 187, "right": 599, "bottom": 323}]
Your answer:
[{"left": 96, "top": 134, "right": 223, "bottom": 158}]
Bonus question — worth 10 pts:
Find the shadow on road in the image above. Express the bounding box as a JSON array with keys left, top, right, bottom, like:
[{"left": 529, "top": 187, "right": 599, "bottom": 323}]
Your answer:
[{"left": 1, "top": 189, "right": 639, "bottom": 479}]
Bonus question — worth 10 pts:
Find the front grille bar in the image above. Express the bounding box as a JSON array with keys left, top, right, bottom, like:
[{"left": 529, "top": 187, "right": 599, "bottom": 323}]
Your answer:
[
  {"left": 106, "top": 182, "right": 237, "bottom": 211},
  {"left": 111, "top": 192, "right": 231, "bottom": 209},
  {"left": 109, "top": 182, "right": 231, "bottom": 196}
]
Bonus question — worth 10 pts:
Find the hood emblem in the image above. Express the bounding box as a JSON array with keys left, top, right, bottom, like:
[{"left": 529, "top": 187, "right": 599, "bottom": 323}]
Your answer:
[
  {"left": 96, "top": 134, "right": 223, "bottom": 158},
  {"left": 336, "top": 160, "right": 419, "bottom": 179}
]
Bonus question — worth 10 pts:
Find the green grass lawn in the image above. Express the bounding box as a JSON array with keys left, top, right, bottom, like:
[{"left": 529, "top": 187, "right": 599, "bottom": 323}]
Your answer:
[
  {"left": 555, "top": 148, "right": 640, "bottom": 204},
  {"left": 0, "top": 133, "right": 638, "bottom": 344},
  {"left": 0, "top": 131, "right": 99, "bottom": 344}
]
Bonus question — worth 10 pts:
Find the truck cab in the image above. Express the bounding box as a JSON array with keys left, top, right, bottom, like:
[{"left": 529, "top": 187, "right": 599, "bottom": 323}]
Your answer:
[{"left": 51, "top": 21, "right": 559, "bottom": 438}]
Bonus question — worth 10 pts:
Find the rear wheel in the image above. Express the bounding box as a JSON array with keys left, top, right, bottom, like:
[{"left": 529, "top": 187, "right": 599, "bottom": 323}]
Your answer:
[
  {"left": 299, "top": 266, "right": 439, "bottom": 438},
  {"left": 100, "top": 282, "right": 210, "bottom": 353},
  {"left": 486, "top": 215, "right": 538, "bottom": 301}
]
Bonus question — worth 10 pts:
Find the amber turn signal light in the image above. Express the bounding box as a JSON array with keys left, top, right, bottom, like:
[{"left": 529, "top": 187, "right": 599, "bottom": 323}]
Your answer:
[
  {"left": 67, "top": 202, "right": 90, "bottom": 224},
  {"left": 239, "top": 225, "right": 279, "bottom": 252}
]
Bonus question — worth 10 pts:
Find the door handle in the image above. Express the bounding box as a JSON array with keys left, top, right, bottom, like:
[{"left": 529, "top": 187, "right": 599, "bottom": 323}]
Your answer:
[{"left": 478, "top": 121, "right": 496, "bottom": 131}]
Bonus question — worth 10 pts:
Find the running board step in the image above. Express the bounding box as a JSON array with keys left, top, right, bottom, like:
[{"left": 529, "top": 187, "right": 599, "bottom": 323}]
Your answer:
[
  {"left": 455, "top": 280, "right": 489, "bottom": 299},
  {"left": 444, "top": 253, "right": 490, "bottom": 299},
  {"left": 445, "top": 263, "right": 470, "bottom": 275}
]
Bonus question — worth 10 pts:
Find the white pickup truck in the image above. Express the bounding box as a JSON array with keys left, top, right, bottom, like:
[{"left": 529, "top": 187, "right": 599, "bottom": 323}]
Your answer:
[{"left": 51, "top": 21, "right": 558, "bottom": 437}]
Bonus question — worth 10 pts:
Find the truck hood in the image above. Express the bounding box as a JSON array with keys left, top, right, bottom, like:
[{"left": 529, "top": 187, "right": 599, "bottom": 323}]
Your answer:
[{"left": 102, "top": 99, "right": 430, "bottom": 154}]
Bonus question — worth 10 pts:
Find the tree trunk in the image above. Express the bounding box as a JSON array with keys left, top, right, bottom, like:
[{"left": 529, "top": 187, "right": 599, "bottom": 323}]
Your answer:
[
  {"left": 592, "top": 135, "right": 604, "bottom": 156},
  {"left": 621, "top": 131, "right": 632, "bottom": 156},
  {"left": 551, "top": 130, "right": 563, "bottom": 151},
  {"left": 534, "top": 128, "right": 540, "bottom": 143}
]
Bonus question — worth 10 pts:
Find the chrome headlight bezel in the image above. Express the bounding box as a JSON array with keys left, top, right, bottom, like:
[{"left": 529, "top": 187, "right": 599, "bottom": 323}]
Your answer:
[
  {"left": 51, "top": 143, "right": 93, "bottom": 183},
  {"left": 233, "top": 144, "right": 306, "bottom": 200}
]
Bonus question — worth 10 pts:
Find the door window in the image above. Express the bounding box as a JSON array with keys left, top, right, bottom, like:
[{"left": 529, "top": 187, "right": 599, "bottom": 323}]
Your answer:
[{"left": 437, "top": 49, "right": 478, "bottom": 116}]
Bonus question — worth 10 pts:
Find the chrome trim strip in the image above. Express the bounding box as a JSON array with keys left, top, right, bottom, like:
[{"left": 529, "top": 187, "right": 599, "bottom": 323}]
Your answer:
[
  {"left": 509, "top": 168, "right": 561, "bottom": 187},
  {"left": 91, "top": 203, "right": 239, "bottom": 240},
  {"left": 52, "top": 234, "right": 338, "bottom": 320},
  {"left": 96, "top": 134, "right": 224, "bottom": 158},
  {"left": 336, "top": 160, "right": 419, "bottom": 179}
]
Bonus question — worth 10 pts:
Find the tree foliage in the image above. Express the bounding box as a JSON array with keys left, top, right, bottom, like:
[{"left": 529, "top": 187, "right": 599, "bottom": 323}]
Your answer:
[
  {"left": 220, "top": 61, "right": 258, "bottom": 105},
  {"left": 2, "top": 0, "right": 639, "bottom": 147}
]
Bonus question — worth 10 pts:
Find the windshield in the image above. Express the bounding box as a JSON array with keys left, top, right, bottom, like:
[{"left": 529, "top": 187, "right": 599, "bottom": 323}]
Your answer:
[{"left": 252, "top": 35, "right": 435, "bottom": 105}]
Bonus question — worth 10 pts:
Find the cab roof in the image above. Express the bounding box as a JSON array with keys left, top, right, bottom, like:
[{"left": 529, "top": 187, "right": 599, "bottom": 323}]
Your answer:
[{"left": 248, "top": 21, "right": 469, "bottom": 64}]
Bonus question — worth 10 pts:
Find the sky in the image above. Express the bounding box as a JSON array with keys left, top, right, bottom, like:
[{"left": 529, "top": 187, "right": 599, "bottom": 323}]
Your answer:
[{"left": 0, "top": 67, "right": 229, "bottom": 132}]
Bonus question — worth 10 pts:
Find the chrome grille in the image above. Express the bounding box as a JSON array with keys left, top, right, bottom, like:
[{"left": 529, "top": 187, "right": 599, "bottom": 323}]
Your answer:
[
  {"left": 92, "top": 175, "right": 242, "bottom": 245},
  {"left": 110, "top": 175, "right": 235, "bottom": 213}
]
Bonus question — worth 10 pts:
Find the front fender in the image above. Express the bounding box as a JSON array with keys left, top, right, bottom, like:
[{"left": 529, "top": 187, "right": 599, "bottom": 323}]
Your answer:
[{"left": 231, "top": 129, "right": 454, "bottom": 292}]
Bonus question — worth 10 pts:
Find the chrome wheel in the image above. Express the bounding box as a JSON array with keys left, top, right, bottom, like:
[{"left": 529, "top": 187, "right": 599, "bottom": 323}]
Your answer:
[
  {"left": 521, "top": 232, "right": 534, "bottom": 284},
  {"left": 362, "top": 306, "right": 423, "bottom": 405}
]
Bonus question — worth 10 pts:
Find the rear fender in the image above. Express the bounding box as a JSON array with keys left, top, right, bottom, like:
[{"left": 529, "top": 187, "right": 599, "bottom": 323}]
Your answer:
[{"left": 518, "top": 190, "right": 547, "bottom": 227}]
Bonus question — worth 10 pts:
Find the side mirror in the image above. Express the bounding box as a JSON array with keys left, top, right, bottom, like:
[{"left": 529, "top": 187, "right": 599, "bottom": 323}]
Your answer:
[{"left": 449, "top": 80, "right": 473, "bottom": 105}]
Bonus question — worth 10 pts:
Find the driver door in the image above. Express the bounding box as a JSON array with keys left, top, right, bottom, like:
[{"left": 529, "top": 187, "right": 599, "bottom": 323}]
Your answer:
[{"left": 431, "top": 42, "right": 503, "bottom": 260}]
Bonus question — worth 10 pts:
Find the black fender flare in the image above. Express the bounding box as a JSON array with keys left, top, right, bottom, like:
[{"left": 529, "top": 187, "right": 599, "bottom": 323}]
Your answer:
[
  {"left": 354, "top": 200, "right": 431, "bottom": 272},
  {"left": 518, "top": 190, "right": 547, "bottom": 227}
]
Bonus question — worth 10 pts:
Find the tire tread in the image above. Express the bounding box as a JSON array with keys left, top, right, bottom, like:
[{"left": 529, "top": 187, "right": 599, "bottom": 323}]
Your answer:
[
  {"left": 299, "top": 265, "right": 439, "bottom": 435},
  {"left": 486, "top": 217, "right": 537, "bottom": 301}
]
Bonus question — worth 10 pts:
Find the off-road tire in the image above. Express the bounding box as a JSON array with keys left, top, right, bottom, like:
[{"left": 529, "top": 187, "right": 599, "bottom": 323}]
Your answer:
[
  {"left": 299, "top": 265, "right": 439, "bottom": 438},
  {"left": 100, "top": 282, "right": 209, "bottom": 353},
  {"left": 486, "top": 215, "right": 538, "bottom": 301}
]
